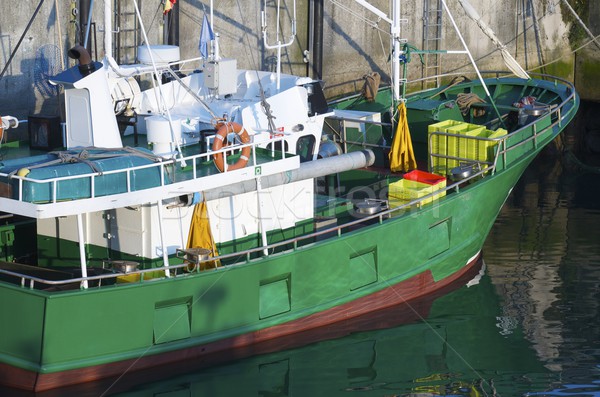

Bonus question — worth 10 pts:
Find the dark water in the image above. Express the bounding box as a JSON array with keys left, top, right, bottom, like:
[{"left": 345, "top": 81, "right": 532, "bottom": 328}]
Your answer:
[{"left": 7, "top": 123, "right": 600, "bottom": 397}]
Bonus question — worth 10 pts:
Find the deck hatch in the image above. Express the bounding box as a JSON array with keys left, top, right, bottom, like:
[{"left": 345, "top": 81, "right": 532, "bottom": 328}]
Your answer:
[
  {"left": 153, "top": 299, "right": 192, "bottom": 344},
  {"left": 349, "top": 247, "right": 378, "bottom": 290},
  {"left": 259, "top": 275, "right": 291, "bottom": 319}
]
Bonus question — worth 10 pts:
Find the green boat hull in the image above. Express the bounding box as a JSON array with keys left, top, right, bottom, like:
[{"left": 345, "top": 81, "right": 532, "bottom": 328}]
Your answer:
[{"left": 0, "top": 155, "right": 532, "bottom": 387}]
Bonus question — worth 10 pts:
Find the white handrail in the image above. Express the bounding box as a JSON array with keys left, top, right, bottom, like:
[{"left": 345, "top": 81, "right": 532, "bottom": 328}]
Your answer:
[{"left": 1, "top": 137, "right": 288, "bottom": 205}]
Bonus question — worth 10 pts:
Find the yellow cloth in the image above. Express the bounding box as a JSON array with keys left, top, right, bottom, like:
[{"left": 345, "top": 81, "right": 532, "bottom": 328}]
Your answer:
[
  {"left": 186, "top": 200, "right": 220, "bottom": 269},
  {"left": 389, "top": 102, "right": 417, "bottom": 172}
]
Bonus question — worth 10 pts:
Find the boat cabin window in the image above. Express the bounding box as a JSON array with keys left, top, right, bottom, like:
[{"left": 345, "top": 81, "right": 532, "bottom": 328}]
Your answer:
[
  {"left": 266, "top": 140, "right": 289, "bottom": 154},
  {"left": 296, "top": 135, "right": 316, "bottom": 163}
]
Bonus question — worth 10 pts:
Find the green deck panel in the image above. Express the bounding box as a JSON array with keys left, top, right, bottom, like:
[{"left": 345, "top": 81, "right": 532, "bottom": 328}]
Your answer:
[{"left": 0, "top": 286, "right": 46, "bottom": 371}]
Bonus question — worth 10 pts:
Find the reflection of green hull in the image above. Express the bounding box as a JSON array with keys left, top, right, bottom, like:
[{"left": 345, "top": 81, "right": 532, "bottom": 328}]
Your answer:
[{"left": 0, "top": 77, "right": 579, "bottom": 392}]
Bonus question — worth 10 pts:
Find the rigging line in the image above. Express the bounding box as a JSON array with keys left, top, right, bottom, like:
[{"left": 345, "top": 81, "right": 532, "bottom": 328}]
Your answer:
[
  {"left": 144, "top": 1, "right": 168, "bottom": 43},
  {"left": 530, "top": 32, "right": 600, "bottom": 72},
  {"left": 528, "top": 0, "right": 546, "bottom": 73},
  {"left": 0, "top": 0, "right": 46, "bottom": 81},
  {"left": 465, "top": 1, "right": 600, "bottom": 75},
  {"left": 559, "top": 0, "right": 600, "bottom": 51},
  {"left": 443, "top": 0, "right": 562, "bottom": 77},
  {"left": 328, "top": 0, "right": 392, "bottom": 36},
  {"left": 235, "top": 0, "right": 260, "bottom": 72}
]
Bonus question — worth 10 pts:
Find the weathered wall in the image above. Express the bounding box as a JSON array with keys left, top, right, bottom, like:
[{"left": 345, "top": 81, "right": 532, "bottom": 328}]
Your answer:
[{"left": 0, "top": 0, "right": 594, "bottom": 127}]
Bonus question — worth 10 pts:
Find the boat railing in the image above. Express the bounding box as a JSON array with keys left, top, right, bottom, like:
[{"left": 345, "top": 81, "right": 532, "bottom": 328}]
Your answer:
[
  {"left": 0, "top": 160, "right": 495, "bottom": 291},
  {"left": 325, "top": 116, "right": 393, "bottom": 152},
  {"left": 0, "top": 168, "right": 478, "bottom": 291},
  {"left": 0, "top": 135, "right": 288, "bottom": 206}
]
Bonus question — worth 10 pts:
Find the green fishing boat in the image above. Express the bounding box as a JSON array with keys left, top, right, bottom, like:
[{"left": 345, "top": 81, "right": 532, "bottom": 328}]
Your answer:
[{"left": 0, "top": 0, "right": 578, "bottom": 391}]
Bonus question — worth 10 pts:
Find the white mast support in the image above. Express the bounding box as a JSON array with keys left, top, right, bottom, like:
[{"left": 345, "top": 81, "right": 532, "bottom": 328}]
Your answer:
[
  {"left": 104, "top": 0, "right": 112, "bottom": 59},
  {"left": 353, "top": 0, "right": 393, "bottom": 24},
  {"left": 261, "top": 0, "right": 297, "bottom": 90},
  {"left": 156, "top": 200, "right": 171, "bottom": 278},
  {"left": 439, "top": 0, "right": 493, "bottom": 102},
  {"left": 76, "top": 213, "right": 89, "bottom": 289},
  {"left": 352, "top": 0, "right": 401, "bottom": 100},
  {"left": 256, "top": 177, "right": 269, "bottom": 256},
  {"left": 132, "top": 0, "right": 187, "bottom": 167}
]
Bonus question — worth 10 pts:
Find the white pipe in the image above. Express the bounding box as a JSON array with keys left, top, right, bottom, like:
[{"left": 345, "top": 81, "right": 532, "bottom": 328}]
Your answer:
[
  {"left": 76, "top": 213, "right": 89, "bottom": 289},
  {"left": 105, "top": 55, "right": 158, "bottom": 77},
  {"left": 104, "top": 0, "right": 112, "bottom": 59},
  {"left": 191, "top": 150, "right": 376, "bottom": 201},
  {"left": 156, "top": 201, "right": 171, "bottom": 277}
]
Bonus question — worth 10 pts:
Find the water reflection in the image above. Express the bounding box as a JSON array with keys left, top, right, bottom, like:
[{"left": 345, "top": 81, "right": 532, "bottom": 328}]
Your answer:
[{"left": 486, "top": 148, "right": 600, "bottom": 396}]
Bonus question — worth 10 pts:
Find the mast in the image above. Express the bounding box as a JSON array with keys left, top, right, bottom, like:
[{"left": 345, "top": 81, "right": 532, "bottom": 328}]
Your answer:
[
  {"left": 261, "top": 0, "right": 297, "bottom": 90},
  {"left": 353, "top": 0, "right": 403, "bottom": 102}
]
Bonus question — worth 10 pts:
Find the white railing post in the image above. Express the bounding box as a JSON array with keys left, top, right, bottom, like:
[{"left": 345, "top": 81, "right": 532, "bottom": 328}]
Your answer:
[
  {"left": 76, "top": 213, "right": 89, "bottom": 289},
  {"left": 156, "top": 200, "right": 171, "bottom": 277}
]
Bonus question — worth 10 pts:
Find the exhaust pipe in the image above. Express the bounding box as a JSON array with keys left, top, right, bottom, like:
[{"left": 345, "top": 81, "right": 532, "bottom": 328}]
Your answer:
[{"left": 68, "top": 45, "right": 96, "bottom": 77}]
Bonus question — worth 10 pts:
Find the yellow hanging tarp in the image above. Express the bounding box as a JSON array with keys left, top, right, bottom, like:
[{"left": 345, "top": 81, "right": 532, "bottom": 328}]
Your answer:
[
  {"left": 389, "top": 102, "right": 417, "bottom": 172},
  {"left": 186, "top": 200, "right": 220, "bottom": 269}
]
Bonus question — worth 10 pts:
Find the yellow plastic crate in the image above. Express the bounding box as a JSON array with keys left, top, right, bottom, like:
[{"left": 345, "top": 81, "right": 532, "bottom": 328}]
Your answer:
[
  {"left": 446, "top": 123, "right": 485, "bottom": 170},
  {"left": 465, "top": 127, "right": 508, "bottom": 163},
  {"left": 388, "top": 178, "right": 445, "bottom": 207},
  {"left": 428, "top": 120, "right": 464, "bottom": 176},
  {"left": 116, "top": 269, "right": 165, "bottom": 283},
  {"left": 428, "top": 121, "right": 503, "bottom": 175}
]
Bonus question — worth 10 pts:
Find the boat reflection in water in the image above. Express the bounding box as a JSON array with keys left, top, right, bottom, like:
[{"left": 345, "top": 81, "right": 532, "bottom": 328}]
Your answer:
[{"left": 485, "top": 145, "right": 600, "bottom": 396}]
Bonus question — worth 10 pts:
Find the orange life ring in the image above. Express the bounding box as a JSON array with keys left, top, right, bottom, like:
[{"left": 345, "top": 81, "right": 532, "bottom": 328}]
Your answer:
[{"left": 212, "top": 122, "right": 252, "bottom": 172}]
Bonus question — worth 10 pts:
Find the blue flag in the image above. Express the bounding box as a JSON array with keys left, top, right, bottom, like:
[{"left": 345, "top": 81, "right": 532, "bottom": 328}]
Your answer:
[{"left": 199, "top": 14, "right": 214, "bottom": 58}]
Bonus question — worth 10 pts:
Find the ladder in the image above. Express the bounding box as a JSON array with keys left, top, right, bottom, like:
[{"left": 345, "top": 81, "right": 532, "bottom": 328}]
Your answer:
[
  {"left": 113, "top": 0, "right": 141, "bottom": 65},
  {"left": 422, "top": 0, "right": 443, "bottom": 89}
]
